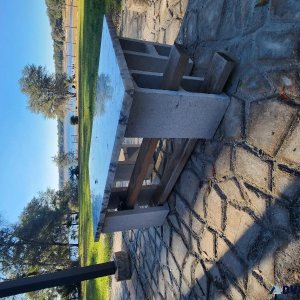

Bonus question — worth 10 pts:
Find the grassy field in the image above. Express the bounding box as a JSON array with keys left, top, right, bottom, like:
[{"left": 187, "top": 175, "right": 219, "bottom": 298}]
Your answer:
[{"left": 77, "top": 0, "right": 120, "bottom": 299}]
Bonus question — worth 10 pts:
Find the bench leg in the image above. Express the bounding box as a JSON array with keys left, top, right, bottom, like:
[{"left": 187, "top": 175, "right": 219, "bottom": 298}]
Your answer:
[{"left": 101, "top": 204, "right": 169, "bottom": 233}]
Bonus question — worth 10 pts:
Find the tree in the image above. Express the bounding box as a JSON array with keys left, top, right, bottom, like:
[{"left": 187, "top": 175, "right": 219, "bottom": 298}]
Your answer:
[
  {"left": 45, "top": 0, "right": 65, "bottom": 72},
  {"left": 57, "top": 181, "right": 79, "bottom": 212},
  {"left": 95, "top": 73, "right": 113, "bottom": 116},
  {"left": 0, "top": 201, "right": 69, "bottom": 279},
  {"left": 70, "top": 115, "right": 78, "bottom": 125},
  {"left": 27, "top": 288, "right": 61, "bottom": 300},
  {"left": 19, "top": 64, "right": 75, "bottom": 119},
  {"left": 52, "top": 151, "right": 76, "bottom": 168},
  {"left": 0, "top": 186, "right": 79, "bottom": 280},
  {"left": 69, "top": 166, "right": 79, "bottom": 181}
]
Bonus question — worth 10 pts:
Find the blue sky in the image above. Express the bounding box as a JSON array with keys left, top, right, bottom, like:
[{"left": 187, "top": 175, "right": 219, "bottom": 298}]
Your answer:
[{"left": 0, "top": 1, "right": 58, "bottom": 223}]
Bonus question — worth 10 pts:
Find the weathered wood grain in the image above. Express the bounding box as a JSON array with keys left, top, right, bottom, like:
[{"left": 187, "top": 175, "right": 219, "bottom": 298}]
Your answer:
[{"left": 202, "top": 52, "right": 235, "bottom": 93}]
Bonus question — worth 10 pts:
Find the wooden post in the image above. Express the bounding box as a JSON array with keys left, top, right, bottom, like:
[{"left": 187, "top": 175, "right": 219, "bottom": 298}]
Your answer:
[
  {"left": 202, "top": 52, "right": 235, "bottom": 93},
  {"left": 160, "top": 43, "right": 190, "bottom": 90},
  {"left": 125, "top": 44, "right": 190, "bottom": 209},
  {"left": 126, "top": 138, "right": 158, "bottom": 208}
]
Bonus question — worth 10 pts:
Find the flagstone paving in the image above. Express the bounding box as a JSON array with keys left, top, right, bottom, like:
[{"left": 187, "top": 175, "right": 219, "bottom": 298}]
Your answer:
[{"left": 112, "top": 0, "right": 300, "bottom": 299}]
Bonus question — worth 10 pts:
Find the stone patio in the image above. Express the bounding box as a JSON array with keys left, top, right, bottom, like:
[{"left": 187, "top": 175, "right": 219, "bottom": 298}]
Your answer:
[{"left": 111, "top": 0, "right": 300, "bottom": 299}]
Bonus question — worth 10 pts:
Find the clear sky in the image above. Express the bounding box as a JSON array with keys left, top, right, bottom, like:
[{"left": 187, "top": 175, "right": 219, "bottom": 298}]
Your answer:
[{"left": 0, "top": 1, "right": 58, "bottom": 223}]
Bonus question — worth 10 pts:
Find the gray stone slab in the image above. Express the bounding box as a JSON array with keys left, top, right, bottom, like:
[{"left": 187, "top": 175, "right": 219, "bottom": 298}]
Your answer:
[
  {"left": 115, "top": 161, "right": 153, "bottom": 181},
  {"left": 131, "top": 70, "right": 205, "bottom": 92},
  {"left": 123, "top": 146, "right": 139, "bottom": 161},
  {"left": 89, "top": 17, "right": 134, "bottom": 241},
  {"left": 119, "top": 36, "right": 176, "bottom": 57},
  {"left": 115, "top": 162, "right": 135, "bottom": 181},
  {"left": 271, "top": 0, "right": 300, "bottom": 22},
  {"left": 125, "top": 88, "right": 230, "bottom": 138},
  {"left": 119, "top": 37, "right": 150, "bottom": 53},
  {"left": 108, "top": 185, "right": 159, "bottom": 209},
  {"left": 123, "top": 50, "right": 193, "bottom": 75},
  {"left": 102, "top": 205, "right": 169, "bottom": 233},
  {"left": 257, "top": 30, "right": 298, "bottom": 62}
]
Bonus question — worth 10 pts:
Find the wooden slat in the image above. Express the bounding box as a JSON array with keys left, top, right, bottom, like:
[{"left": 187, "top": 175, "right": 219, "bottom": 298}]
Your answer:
[
  {"left": 125, "top": 44, "right": 190, "bottom": 209},
  {"left": 153, "top": 51, "right": 235, "bottom": 205},
  {"left": 130, "top": 70, "right": 204, "bottom": 92},
  {"left": 202, "top": 52, "right": 235, "bottom": 93},
  {"left": 160, "top": 43, "right": 190, "bottom": 90},
  {"left": 102, "top": 205, "right": 169, "bottom": 233},
  {"left": 145, "top": 43, "right": 158, "bottom": 56},
  {"left": 123, "top": 49, "right": 193, "bottom": 75},
  {"left": 126, "top": 138, "right": 158, "bottom": 208},
  {"left": 154, "top": 139, "right": 198, "bottom": 205}
]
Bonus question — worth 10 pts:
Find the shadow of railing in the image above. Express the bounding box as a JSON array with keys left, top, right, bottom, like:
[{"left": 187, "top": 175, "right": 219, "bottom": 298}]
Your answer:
[{"left": 185, "top": 178, "right": 300, "bottom": 299}]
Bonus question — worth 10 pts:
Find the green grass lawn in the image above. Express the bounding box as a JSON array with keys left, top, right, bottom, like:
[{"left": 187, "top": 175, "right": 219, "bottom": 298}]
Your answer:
[{"left": 77, "top": 0, "right": 121, "bottom": 299}]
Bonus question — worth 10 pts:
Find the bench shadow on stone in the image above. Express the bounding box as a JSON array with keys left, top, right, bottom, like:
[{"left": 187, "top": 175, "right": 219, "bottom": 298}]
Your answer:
[
  {"left": 184, "top": 177, "right": 300, "bottom": 299},
  {"left": 114, "top": 139, "right": 300, "bottom": 299}
]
